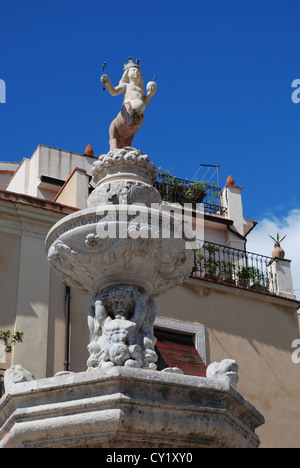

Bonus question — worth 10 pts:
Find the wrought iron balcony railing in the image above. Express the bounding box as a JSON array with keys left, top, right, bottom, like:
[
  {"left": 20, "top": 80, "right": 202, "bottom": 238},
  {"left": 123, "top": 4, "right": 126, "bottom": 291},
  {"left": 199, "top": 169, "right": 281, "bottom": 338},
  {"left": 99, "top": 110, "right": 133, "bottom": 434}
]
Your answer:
[
  {"left": 154, "top": 172, "right": 227, "bottom": 216},
  {"left": 192, "top": 241, "right": 277, "bottom": 295}
]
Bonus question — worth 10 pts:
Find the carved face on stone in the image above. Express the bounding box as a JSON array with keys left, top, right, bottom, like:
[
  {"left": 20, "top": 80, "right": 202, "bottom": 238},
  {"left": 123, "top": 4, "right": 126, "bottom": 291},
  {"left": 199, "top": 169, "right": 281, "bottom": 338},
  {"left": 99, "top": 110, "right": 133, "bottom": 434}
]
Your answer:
[
  {"left": 110, "top": 289, "right": 135, "bottom": 320},
  {"left": 127, "top": 67, "right": 143, "bottom": 86}
]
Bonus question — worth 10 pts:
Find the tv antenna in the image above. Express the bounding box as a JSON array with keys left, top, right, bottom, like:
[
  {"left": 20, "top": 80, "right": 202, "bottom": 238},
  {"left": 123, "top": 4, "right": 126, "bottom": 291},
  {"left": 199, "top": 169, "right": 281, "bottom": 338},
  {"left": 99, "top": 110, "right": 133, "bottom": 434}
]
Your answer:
[{"left": 191, "top": 164, "right": 220, "bottom": 188}]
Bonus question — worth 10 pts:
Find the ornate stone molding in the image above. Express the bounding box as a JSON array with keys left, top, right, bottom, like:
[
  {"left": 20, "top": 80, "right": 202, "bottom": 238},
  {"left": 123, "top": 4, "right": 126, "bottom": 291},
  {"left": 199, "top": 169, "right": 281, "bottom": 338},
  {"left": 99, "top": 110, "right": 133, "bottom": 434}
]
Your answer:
[
  {"left": 91, "top": 147, "right": 158, "bottom": 186},
  {"left": 46, "top": 205, "right": 195, "bottom": 297},
  {"left": 87, "top": 179, "right": 161, "bottom": 208}
]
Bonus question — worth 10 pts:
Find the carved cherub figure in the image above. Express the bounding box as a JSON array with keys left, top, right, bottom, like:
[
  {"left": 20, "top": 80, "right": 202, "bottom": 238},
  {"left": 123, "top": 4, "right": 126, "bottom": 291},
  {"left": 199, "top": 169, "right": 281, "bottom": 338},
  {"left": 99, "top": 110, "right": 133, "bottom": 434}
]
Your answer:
[{"left": 101, "top": 57, "right": 157, "bottom": 150}]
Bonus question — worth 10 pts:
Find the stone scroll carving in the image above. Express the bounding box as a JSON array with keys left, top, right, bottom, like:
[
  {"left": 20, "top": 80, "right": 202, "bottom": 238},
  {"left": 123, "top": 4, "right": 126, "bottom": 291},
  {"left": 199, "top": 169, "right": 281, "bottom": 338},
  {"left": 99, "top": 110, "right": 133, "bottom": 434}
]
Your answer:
[{"left": 4, "top": 365, "right": 35, "bottom": 393}]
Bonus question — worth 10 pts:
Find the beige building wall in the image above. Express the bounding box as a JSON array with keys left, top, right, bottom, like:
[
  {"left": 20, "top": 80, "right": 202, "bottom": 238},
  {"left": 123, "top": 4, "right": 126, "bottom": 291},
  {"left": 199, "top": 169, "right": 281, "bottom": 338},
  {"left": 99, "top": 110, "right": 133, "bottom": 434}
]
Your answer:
[
  {"left": 0, "top": 195, "right": 75, "bottom": 375},
  {"left": 6, "top": 145, "right": 96, "bottom": 201},
  {"left": 54, "top": 168, "right": 90, "bottom": 210},
  {"left": 156, "top": 278, "right": 300, "bottom": 448},
  {"left": 0, "top": 162, "right": 19, "bottom": 190},
  {"left": 46, "top": 275, "right": 90, "bottom": 376}
]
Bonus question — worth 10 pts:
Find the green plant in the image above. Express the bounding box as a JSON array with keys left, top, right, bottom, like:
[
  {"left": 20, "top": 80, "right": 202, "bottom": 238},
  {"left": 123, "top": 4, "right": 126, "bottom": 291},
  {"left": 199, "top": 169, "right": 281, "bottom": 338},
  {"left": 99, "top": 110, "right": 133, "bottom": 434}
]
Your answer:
[
  {"left": 157, "top": 168, "right": 210, "bottom": 205},
  {"left": 197, "top": 244, "right": 220, "bottom": 278},
  {"left": 269, "top": 233, "right": 286, "bottom": 246},
  {"left": 237, "top": 267, "right": 264, "bottom": 285},
  {"left": 0, "top": 330, "right": 24, "bottom": 354},
  {"left": 184, "top": 180, "right": 207, "bottom": 203},
  {"left": 220, "top": 260, "right": 236, "bottom": 280}
]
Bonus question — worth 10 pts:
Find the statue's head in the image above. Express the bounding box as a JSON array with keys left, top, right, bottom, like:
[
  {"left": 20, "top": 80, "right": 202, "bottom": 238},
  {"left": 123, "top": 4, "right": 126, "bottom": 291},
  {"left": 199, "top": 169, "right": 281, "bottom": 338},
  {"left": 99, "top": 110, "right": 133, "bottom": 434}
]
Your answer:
[
  {"left": 109, "top": 287, "right": 136, "bottom": 320},
  {"left": 120, "top": 57, "right": 143, "bottom": 87},
  {"left": 122, "top": 57, "right": 140, "bottom": 72}
]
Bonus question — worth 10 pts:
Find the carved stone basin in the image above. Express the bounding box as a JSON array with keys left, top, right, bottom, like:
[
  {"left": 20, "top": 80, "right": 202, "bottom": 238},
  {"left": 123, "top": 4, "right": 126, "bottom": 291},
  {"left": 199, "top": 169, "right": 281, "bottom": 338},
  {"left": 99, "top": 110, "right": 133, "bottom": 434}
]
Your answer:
[{"left": 45, "top": 204, "right": 195, "bottom": 297}]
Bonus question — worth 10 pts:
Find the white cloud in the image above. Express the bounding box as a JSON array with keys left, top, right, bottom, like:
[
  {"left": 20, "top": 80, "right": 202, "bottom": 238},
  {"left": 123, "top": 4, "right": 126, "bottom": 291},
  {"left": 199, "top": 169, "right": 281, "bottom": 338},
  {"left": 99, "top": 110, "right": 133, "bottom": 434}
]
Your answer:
[{"left": 246, "top": 209, "right": 300, "bottom": 301}]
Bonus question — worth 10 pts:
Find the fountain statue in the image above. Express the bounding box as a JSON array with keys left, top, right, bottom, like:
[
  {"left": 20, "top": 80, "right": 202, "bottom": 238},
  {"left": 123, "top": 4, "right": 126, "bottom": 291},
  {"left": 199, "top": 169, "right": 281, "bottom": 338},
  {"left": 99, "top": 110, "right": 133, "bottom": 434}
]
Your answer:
[
  {"left": 101, "top": 57, "right": 157, "bottom": 150},
  {"left": 45, "top": 58, "right": 195, "bottom": 370}
]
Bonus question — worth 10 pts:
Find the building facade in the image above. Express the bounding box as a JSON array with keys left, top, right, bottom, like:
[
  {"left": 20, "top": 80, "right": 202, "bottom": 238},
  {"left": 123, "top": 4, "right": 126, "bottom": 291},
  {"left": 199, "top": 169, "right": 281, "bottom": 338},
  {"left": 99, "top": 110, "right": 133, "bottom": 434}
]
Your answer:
[{"left": 0, "top": 144, "right": 299, "bottom": 448}]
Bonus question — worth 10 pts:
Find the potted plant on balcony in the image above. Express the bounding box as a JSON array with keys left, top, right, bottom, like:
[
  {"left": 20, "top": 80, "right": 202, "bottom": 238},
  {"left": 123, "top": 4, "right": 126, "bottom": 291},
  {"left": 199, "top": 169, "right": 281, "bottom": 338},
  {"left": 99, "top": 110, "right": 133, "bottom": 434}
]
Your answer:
[
  {"left": 196, "top": 252, "right": 205, "bottom": 276},
  {"left": 249, "top": 268, "right": 266, "bottom": 292},
  {"left": 157, "top": 168, "right": 208, "bottom": 206},
  {"left": 237, "top": 266, "right": 252, "bottom": 288},
  {"left": 197, "top": 244, "right": 220, "bottom": 280},
  {"left": 237, "top": 266, "right": 266, "bottom": 291},
  {"left": 269, "top": 233, "right": 286, "bottom": 259},
  {"left": 183, "top": 180, "right": 208, "bottom": 205},
  {"left": 220, "top": 260, "right": 236, "bottom": 285}
]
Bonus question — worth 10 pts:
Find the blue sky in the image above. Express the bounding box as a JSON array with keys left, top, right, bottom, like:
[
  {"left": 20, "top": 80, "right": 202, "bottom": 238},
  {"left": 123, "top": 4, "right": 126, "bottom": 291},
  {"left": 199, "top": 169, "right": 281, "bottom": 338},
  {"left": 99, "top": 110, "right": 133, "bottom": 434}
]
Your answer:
[{"left": 1, "top": 0, "right": 300, "bottom": 276}]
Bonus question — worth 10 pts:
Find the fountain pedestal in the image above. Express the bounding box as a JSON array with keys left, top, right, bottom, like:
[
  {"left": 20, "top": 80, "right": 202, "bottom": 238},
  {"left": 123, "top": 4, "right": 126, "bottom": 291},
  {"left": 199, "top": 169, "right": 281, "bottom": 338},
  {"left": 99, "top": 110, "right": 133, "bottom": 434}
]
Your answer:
[{"left": 0, "top": 367, "right": 264, "bottom": 448}]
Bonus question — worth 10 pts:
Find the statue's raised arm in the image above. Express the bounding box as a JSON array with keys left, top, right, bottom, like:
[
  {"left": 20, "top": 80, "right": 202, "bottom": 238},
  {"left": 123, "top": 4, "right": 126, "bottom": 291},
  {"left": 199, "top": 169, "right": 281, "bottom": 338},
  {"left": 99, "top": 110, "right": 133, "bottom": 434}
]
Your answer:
[
  {"left": 101, "top": 57, "right": 157, "bottom": 150},
  {"left": 100, "top": 74, "right": 126, "bottom": 97}
]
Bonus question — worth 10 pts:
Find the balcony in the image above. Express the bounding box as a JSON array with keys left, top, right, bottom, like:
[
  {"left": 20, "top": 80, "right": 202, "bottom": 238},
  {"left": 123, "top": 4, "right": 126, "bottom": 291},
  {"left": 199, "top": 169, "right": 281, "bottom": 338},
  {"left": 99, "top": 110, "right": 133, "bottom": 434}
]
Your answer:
[
  {"left": 192, "top": 241, "right": 278, "bottom": 295},
  {"left": 154, "top": 170, "right": 227, "bottom": 216},
  {"left": 154, "top": 171, "right": 295, "bottom": 300}
]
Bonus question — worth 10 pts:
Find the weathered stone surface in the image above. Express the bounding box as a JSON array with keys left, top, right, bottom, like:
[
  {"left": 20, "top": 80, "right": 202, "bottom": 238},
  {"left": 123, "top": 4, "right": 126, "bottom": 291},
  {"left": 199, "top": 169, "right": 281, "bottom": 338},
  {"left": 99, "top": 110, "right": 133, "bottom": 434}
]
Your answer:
[
  {"left": 88, "top": 148, "right": 160, "bottom": 208},
  {"left": 87, "top": 178, "right": 161, "bottom": 208},
  {"left": 206, "top": 359, "right": 239, "bottom": 389},
  {"left": 87, "top": 286, "right": 158, "bottom": 370},
  {"left": 4, "top": 365, "right": 35, "bottom": 393},
  {"left": 0, "top": 367, "right": 264, "bottom": 448},
  {"left": 45, "top": 205, "right": 195, "bottom": 298},
  {"left": 90, "top": 147, "right": 158, "bottom": 187}
]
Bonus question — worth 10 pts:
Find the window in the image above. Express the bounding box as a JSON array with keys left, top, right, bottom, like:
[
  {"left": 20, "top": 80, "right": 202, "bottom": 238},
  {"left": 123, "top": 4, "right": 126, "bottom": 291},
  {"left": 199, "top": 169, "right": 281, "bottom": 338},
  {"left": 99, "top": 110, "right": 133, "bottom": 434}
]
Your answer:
[{"left": 154, "top": 317, "right": 206, "bottom": 377}]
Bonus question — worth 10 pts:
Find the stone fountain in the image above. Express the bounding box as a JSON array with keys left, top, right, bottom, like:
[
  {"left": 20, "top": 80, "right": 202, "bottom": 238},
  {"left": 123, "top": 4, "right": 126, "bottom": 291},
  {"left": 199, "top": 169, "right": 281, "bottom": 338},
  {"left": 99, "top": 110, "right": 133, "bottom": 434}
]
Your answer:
[
  {"left": 46, "top": 154, "right": 195, "bottom": 372},
  {"left": 45, "top": 57, "right": 195, "bottom": 372},
  {"left": 0, "top": 58, "right": 264, "bottom": 448}
]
